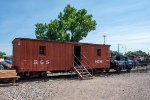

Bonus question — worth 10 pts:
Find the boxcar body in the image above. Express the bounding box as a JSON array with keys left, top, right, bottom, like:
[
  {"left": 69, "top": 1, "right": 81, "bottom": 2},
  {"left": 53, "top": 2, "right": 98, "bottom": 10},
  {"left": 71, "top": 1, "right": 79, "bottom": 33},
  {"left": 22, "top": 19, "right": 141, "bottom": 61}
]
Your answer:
[{"left": 12, "top": 38, "right": 110, "bottom": 75}]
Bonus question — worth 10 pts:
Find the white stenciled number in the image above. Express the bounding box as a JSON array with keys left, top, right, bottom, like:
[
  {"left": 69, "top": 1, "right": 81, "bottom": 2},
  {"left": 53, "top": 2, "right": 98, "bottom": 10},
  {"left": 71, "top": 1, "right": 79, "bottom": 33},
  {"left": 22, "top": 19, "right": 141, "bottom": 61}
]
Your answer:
[{"left": 95, "top": 60, "right": 102, "bottom": 64}]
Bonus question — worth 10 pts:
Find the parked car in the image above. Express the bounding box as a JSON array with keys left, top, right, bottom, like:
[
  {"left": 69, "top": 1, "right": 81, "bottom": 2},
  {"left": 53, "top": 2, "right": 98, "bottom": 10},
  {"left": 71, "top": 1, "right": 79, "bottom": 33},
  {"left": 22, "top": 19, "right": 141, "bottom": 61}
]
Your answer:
[
  {"left": 110, "top": 56, "right": 133, "bottom": 74},
  {"left": 128, "top": 60, "right": 134, "bottom": 67},
  {"left": 132, "top": 60, "right": 140, "bottom": 67},
  {"left": 0, "top": 62, "right": 4, "bottom": 70},
  {"left": 139, "top": 60, "right": 148, "bottom": 67},
  {"left": 4, "top": 60, "right": 12, "bottom": 64},
  {"left": 1, "top": 60, "right": 12, "bottom": 69}
]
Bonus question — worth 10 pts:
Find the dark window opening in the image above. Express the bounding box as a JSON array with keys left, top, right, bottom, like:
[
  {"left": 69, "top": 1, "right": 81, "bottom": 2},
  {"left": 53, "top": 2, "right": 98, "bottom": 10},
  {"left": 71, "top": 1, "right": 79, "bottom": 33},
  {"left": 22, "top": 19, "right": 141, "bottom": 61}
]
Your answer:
[
  {"left": 97, "top": 49, "right": 101, "bottom": 56},
  {"left": 39, "top": 46, "right": 46, "bottom": 55}
]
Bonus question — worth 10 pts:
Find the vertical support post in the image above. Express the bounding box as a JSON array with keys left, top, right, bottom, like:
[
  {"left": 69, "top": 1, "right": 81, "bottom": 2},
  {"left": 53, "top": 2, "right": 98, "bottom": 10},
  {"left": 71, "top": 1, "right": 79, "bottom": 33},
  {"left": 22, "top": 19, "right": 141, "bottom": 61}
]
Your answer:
[
  {"left": 118, "top": 43, "right": 119, "bottom": 54},
  {"left": 103, "top": 35, "right": 106, "bottom": 45},
  {"left": 146, "top": 64, "right": 147, "bottom": 72},
  {"left": 125, "top": 45, "right": 126, "bottom": 54},
  {"left": 12, "top": 79, "right": 16, "bottom": 86}
]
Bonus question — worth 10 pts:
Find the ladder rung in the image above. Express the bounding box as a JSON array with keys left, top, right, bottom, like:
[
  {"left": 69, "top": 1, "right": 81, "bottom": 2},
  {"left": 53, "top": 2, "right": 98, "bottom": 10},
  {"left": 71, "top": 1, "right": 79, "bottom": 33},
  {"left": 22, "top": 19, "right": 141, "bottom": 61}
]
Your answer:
[
  {"left": 73, "top": 63, "right": 93, "bottom": 80},
  {"left": 76, "top": 69, "right": 87, "bottom": 71},
  {"left": 74, "top": 67, "right": 82, "bottom": 69},
  {"left": 81, "top": 72, "right": 89, "bottom": 74}
]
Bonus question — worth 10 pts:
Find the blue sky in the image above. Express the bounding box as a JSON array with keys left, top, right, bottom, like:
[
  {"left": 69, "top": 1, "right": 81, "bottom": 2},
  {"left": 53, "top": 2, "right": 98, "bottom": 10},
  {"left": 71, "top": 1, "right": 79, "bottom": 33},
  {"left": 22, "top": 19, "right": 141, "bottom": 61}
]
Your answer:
[{"left": 0, "top": 0, "right": 150, "bottom": 55}]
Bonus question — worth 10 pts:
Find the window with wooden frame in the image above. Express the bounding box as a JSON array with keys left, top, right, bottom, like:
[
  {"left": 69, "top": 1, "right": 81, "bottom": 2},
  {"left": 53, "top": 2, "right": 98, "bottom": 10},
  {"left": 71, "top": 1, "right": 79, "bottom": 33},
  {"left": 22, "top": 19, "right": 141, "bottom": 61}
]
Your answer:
[
  {"left": 97, "top": 49, "right": 101, "bottom": 56},
  {"left": 39, "top": 46, "right": 46, "bottom": 56}
]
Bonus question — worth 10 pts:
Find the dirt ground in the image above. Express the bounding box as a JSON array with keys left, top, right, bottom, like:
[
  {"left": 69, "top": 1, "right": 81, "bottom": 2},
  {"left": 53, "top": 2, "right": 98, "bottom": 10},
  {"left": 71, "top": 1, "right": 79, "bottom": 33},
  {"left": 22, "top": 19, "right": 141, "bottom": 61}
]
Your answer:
[{"left": 0, "top": 66, "right": 150, "bottom": 100}]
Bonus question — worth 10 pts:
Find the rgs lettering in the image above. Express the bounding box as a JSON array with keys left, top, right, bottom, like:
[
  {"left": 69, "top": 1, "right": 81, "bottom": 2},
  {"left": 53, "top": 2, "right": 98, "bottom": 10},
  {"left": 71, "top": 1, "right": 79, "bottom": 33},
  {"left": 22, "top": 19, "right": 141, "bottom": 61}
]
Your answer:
[{"left": 33, "top": 60, "right": 50, "bottom": 65}]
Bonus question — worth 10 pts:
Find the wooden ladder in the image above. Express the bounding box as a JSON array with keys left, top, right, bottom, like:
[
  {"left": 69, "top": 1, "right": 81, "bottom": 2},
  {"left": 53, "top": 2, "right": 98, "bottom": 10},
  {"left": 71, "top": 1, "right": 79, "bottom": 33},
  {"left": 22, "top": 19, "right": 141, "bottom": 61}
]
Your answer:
[{"left": 73, "top": 65, "right": 93, "bottom": 80}]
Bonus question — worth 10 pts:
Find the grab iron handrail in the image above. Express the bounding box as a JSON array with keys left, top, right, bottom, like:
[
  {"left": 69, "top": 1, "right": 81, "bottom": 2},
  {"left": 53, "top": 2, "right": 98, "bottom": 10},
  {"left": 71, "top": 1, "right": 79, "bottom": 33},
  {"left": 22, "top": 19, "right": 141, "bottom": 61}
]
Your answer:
[{"left": 81, "top": 54, "right": 94, "bottom": 75}]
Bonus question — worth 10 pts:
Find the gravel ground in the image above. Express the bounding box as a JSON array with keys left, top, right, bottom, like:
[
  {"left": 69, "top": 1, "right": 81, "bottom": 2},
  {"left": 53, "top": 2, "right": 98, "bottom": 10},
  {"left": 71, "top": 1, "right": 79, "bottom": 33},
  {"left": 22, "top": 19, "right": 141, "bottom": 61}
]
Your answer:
[{"left": 0, "top": 66, "right": 150, "bottom": 100}]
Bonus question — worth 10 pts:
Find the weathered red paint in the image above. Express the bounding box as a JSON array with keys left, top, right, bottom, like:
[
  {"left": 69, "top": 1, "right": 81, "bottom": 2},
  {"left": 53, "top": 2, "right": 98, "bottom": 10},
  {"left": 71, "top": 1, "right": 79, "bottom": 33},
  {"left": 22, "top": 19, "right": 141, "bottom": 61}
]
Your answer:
[
  {"left": 12, "top": 38, "right": 110, "bottom": 73},
  {"left": 81, "top": 45, "right": 110, "bottom": 70}
]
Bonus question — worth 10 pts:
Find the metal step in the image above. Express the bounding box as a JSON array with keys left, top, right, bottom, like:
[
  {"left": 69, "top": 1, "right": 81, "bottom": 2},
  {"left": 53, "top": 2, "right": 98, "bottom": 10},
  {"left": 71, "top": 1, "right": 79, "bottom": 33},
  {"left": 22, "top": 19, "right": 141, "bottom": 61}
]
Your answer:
[
  {"left": 73, "top": 55, "right": 93, "bottom": 80},
  {"left": 73, "top": 65, "right": 93, "bottom": 80}
]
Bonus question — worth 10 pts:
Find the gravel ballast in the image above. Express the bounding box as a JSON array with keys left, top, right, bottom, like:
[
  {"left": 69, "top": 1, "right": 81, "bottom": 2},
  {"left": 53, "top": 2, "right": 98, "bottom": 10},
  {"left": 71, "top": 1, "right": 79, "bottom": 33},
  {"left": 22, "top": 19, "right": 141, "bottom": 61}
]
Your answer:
[{"left": 0, "top": 67, "right": 150, "bottom": 100}]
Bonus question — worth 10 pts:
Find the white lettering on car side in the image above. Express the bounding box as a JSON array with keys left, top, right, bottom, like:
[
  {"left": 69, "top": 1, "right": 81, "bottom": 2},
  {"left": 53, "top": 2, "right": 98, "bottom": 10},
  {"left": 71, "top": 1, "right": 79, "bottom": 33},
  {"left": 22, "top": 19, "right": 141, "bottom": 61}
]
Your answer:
[
  {"left": 33, "top": 60, "right": 50, "bottom": 65},
  {"left": 40, "top": 60, "right": 44, "bottom": 64},
  {"left": 46, "top": 60, "right": 50, "bottom": 64},
  {"left": 95, "top": 60, "right": 103, "bottom": 64},
  {"left": 34, "top": 60, "right": 38, "bottom": 64}
]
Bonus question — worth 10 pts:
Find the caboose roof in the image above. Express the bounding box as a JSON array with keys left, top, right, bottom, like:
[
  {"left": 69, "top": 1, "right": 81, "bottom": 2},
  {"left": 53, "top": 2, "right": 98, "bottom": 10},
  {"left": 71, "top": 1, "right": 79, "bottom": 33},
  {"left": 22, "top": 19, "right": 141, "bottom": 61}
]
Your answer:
[{"left": 12, "top": 38, "right": 110, "bottom": 47}]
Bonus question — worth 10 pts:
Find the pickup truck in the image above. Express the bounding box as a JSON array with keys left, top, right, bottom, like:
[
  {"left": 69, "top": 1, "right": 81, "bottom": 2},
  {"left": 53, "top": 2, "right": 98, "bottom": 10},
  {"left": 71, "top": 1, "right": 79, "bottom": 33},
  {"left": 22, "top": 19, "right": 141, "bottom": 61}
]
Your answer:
[{"left": 110, "top": 56, "right": 133, "bottom": 74}]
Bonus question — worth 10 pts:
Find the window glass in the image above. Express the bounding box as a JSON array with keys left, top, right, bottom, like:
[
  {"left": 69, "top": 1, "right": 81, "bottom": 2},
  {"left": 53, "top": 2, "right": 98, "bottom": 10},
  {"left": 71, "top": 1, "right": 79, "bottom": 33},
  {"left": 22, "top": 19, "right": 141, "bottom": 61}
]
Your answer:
[
  {"left": 97, "top": 49, "right": 101, "bottom": 56},
  {"left": 39, "top": 46, "right": 46, "bottom": 55}
]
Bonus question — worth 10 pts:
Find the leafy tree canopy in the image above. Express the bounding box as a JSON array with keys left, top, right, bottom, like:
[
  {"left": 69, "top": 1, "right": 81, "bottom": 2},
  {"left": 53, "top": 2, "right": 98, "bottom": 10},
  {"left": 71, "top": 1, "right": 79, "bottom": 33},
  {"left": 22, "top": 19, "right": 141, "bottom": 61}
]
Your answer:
[
  {"left": 0, "top": 51, "right": 6, "bottom": 58},
  {"left": 110, "top": 50, "right": 118, "bottom": 57},
  {"left": 35, "top": 4, "right": 96, "bottom": 42},
  {"left": 125, "top": 50, "right": 148, "bottom": 57}
]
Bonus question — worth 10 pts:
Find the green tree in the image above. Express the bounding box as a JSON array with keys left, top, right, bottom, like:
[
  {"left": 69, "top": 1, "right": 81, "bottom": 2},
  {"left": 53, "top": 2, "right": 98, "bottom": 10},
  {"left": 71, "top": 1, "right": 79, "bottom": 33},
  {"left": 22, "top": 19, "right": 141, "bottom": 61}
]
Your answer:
[
  {"left": 125, "top": 50, "right": 148, "bottom": 57},
  {"left": 111, "top": 50, "right": 118, "bottom": 56},
  {"left": 0, "top": 51, "right": 6, "bottom": 58},
  {"left": 35, "top": 4, "right": 96, "bottom": 42},
  {"left": 35, "top": 23, "right": 47, "bottom": 40}
]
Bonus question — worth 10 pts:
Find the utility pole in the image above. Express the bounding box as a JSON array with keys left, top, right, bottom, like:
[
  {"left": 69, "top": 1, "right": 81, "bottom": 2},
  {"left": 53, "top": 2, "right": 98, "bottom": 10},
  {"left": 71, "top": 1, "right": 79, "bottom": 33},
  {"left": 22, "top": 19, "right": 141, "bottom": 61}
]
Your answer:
[
  {"left": 117, "top": 43, "right": 125, "bottom": 55},
  {"left": 125, "top": 45, "right": 126, "bottom": 54},
  {"left": 118, "top": 43, "right": 119, "bottom": 54},
  {"left": 103, "top": 35, "right": 106, "bottom": 45}
]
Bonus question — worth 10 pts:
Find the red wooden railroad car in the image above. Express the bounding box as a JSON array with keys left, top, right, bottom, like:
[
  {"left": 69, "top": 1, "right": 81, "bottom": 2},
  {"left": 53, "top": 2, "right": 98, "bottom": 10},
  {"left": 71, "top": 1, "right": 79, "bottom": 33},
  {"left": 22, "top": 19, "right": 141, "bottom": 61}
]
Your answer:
[{"left": 12, "top": 38, "right": 110, "bottom": 77}]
